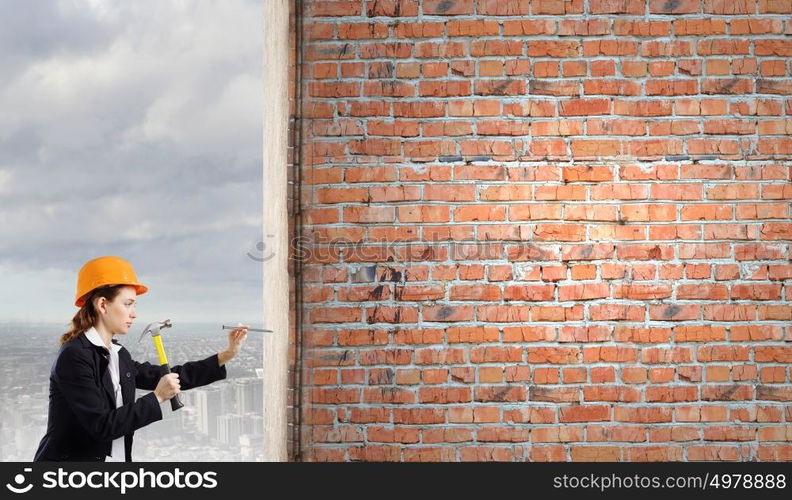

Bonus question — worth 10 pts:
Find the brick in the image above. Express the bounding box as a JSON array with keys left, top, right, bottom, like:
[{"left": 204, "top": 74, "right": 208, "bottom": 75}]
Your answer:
[
  {"left": 649, "top": 61, "right": 675, "bottom": 77},
  {"left": 422, "top": 428, "right": 473, "bottom": 444},
  {"left": 448, "top": 20, "right": 499, "bottom": 37},
  {"left": 559, "top": 405, "right": 611, "bottom": 423},
  {"left": 474, "top": 386, "right": 527, "bottom": 402},
  {"left": 621, "top": 367, "right": 648, "bottom": 384},
  {"left": 675, "top": 326, "right": 727, "bottom": 342},
  {"left": 559, "top": 98, "right": 611, "bottom": 116},
  {"left": 584, "top": 79, "right": 640, "bottom": 96},
  {"left": 528, "top": 41, "right": 581, "bottom": 58},
  {"left": 642, "top": 41, "right": 692, "bottom": 57},
  {"left": 459, "top": 446, "right": 515, "bottom": 461},
  {"left": 704, "top": 0, "right": 755, "bottom": 13},
  {"left": 590, "top": 425, "right": 648, "bottom": 442},
  {"left": 503, "top": 20, "right": 555, "bottom": 36},
  {"left": 570, "top": 446, "right": 621, "bottom": 462},
  {"left": 675, "top": 18, "right": 727, "bottom": 35},
  {"left": 585, "top": 346, "right": 639, "bottom": 363},
  {"left": 615, "top": 407, "right": 673, "bottom": 423},
  {"left": 529, "top": 79, "right": 580, "bottom": 96},
  {"left": 559, "top": 19, "right": 610, "bottom": 36},
  {"left": 757, "top": 386, "right": 792, "bottom": 401},
  {"left": 646, "top": 79, "right": 698, "bottom": 96},
  {"left": 527, "top": 347, "right": 580, "bottom": 364},
  {"left": 590, "top": 60, "right": 616, "bottom": 76},
  {"left": 531, "top": 426, "right": 584, "bottom": 442},
  {"left": 627, "top": 446, "right": 684, "bottom": 461},
  {"left": 365, "top": 0, "right": 419, "bottom": 16},
  {"left": 477, "top": 0, "right": 530, "bottom": 15},
  {"left": 701, "top": 78, "right": 753, "bottom": 94},
  {"left": 650, "top": 0, "right": 699, "bottom": 13},
  {"left": 403, "top": 448, "right": 457, "bottom": 462},
  {"left": 393, "top": 22, "right": 444, "bottom": 38},
  {"left": 591, "top": 367, "right": 616, "bottom": 383},
  {"left": 687, "top": 446, "right": 740, "bottom": 461},
  {"left": 755, "top": 346, "right": 792, "bottom": 363},
  {"left": 367, "top": 426, "right": 420, "bottom": 444},
  {"left": 646, "top": 386, "right": 698, "bottom": 402},
  {"left": 422, "top": 305, "right": 474, "bottom": 322},
  {"left": 423, "top": 0, "right": 474, "bottom": 15},
  {"left": 614, "top": 20, "right": 671, "bottom": 36},
  {"left": 615, "top": 100, "right": 673, "bottom": 116},
  {"left": 590, "top": 0, "right": 643, "bottom": 14},
  {"left": 585, "top": 40, "right": 638, "bottom": 57},
  {"left": 419, "top": 387, "right": 471, "bottom": 404},
  {"left": 393, "top": 408, "right": 445, "bottom": 424},
  {"left": 472, "top": 40, "right": 522, "bottom": 57},
  {"left": 584, "top": 386, "right": 641, "bottom": 402},
  {"left": 698, "top": 39, "right": 751, "bottom": 56},
  {"left": 701, "top": 385, "right": 754, "bottom": 401},
  {"left": 531, "top": 61, "right": 558, "bottom": 78}
]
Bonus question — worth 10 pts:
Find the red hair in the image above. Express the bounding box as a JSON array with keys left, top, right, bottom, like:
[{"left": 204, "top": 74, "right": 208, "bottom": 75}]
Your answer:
[{"left": 60, "top": 285, "right": 123, "bottom": 345}]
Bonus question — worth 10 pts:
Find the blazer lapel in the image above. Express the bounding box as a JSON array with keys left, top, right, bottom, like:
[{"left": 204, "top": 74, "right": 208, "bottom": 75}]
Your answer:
[
  {"left": 80, "top": 334, "right": 116, "bottom": 405},
  {"left": 98, "top": 351, "right": 116, "bottom": 404}
]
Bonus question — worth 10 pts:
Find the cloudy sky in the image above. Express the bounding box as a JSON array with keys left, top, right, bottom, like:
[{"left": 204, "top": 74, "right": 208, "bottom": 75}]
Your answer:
[{"left": 0, "top": 0, "right": 264, "bottom": 326}]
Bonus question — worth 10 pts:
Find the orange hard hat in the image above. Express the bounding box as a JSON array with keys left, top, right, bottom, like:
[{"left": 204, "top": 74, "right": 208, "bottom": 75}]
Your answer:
[{"left": 75, "top": 256, "right": 148, "bottom": 307}]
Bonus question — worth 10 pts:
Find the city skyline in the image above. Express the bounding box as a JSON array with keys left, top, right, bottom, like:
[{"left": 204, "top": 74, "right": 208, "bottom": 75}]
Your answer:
[{"left": 0, "top": 322, "right": 265, "bottom": 462}]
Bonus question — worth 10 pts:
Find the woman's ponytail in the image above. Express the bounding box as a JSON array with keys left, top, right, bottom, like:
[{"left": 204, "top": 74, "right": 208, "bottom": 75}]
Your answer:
[{"left": 59, "top": 285, "right": 123, "bottom": 345}]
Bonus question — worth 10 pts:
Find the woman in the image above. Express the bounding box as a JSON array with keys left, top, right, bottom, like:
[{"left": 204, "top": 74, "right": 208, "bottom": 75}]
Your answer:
[{"left": 34, "top": 255, "right": 248, "bottom": 462}]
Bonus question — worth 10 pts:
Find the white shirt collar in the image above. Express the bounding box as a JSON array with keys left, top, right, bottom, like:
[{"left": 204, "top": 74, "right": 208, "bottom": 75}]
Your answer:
[{"left": 84, "top": 327, "right": 121, "bottom": 353}]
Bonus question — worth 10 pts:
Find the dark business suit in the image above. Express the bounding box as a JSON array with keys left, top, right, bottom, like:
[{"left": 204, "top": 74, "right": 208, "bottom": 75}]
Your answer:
[{"left": 34, "top": 333, "right": 226, "bottom": 461}]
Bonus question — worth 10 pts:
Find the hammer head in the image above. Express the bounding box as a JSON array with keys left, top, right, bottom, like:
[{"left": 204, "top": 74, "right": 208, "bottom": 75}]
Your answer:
[{"left": 138, "top": 319, "right": 172, "bottom": 343}]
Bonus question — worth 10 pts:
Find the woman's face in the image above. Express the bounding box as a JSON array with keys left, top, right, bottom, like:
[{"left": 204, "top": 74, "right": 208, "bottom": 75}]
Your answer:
[{"left": 97, "top": 285, "right": 138, "bottom": 335}]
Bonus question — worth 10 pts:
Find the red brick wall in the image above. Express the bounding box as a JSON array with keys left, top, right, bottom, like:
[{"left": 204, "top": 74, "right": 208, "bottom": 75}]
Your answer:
[{"left": 296, "top": 0, "right": 792, "bottom": 461}]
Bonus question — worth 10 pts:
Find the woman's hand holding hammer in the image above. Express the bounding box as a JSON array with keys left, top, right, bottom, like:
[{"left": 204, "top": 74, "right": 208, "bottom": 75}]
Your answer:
[{"left": 154, "top": 373, "right": 181, "bottom": 403}]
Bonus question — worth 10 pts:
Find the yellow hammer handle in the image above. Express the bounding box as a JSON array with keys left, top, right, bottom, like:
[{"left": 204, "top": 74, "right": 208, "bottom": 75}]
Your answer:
[{"left": 153, "top": 335, "right": 169, "bottom": 365}]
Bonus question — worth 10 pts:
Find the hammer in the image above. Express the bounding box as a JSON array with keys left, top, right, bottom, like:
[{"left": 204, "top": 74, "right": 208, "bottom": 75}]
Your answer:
[{"left": 138, "top": 319, "right": 183, "bottom": 411}]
